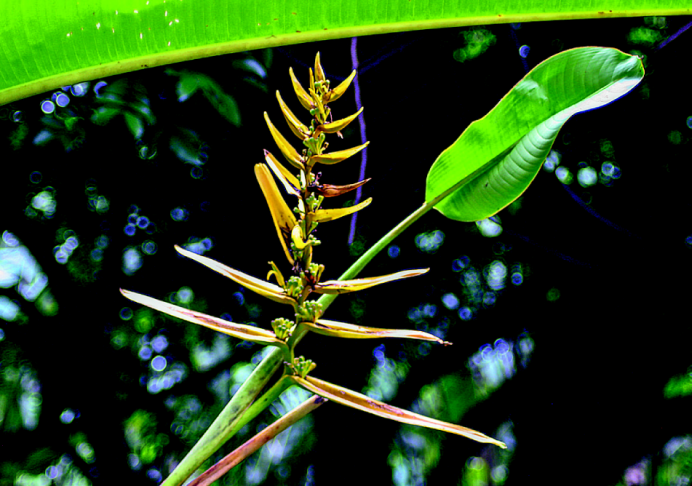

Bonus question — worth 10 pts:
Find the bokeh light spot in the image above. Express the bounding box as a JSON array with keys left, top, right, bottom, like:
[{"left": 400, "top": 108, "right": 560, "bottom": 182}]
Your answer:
[
  {"left": 452, "top": 256, "right": 470, "bottom": 272},
  {"left": 546, "top": 288, "right": 561, "bottom": 301},
  {"left": 415, "top": 230, "right": 445, "bottom": 253},
  {"left": 476, "top": 218, "right": 502, "bottom": 238},
  {"left": 170, "top": 207, "right": 189, "bottom": 222},
  {"left": 29, "top": 171, "right": 42, "bottom": 184},
  {"left": 519, "top": 45, "right": 530, "bottom": 58},
  {"left": 458, "top": 306, "right": 473, "bottom": 321},
  {"left": 441, "top": 293, "right": 459, "bottom": 310},
  {"left": 40, "top": 100, "right": 55, "bottom": 114},
  {"left": 139, "top": 346, "right": 153, "bottom": 361},
  {"left": 122, "top": 247, "right": 143, "bottom": 275},
  {"left": 70, "top": 82, "right": 89, "bottom": 97},
  {"left": 556, "top": 166, "right": 573, "bottom": 184},
  {"left": 136, "top": 216, "right": 150, "bottom": 229},
  {"left": 577, "top": 166, "right": 598, "bottom": 187},
  {"left": 151, "top": 335, "right": 168, "bottom": 353},
  {"left": 142, "top": 240, "right": 157, "bottom": 255},
  {"left": 120, "top": 307, "right": 133, "bottom": 320},
  {"left": 60, "top": 408, "right": 76, "bottom": 424},
  {"left": 151, "top": 355, "right": 167, "bottom": 372},
  {"left": 388, "top": 245, "right": 400, "bottom": 258},
  {"left": 52, "top": 92, "right": 70, "bottom": 107}
]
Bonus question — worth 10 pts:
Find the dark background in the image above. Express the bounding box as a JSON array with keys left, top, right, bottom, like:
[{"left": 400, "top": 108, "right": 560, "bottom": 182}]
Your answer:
[{"left": 1, "top": 15, "right": 691, "bottom": 486}]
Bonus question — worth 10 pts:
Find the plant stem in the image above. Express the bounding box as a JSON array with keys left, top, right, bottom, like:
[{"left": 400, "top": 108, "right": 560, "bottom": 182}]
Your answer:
[
  {"left": 161, "top": 355, "right": 284, "bottom": 486},
  {"left": 187, "top": 394, "right": 327, "bottom": 486},
  {"left": 317, "top": 201, "right": 434, "bottom": 313},
  {"left": 162, "top": 200, "right": 435, "bottom": 486}
]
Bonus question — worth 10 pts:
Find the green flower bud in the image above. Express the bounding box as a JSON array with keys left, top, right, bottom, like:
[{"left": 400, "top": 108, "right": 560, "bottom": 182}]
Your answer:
[
  {"left": 271, "top": 317, "right": 294, "bottom": 341},
  {"left": 292, "top": 356, "right": 316, "bottom": 379},
  {"left": 285, "top": 276, "right": 304, "bottom": 299}
]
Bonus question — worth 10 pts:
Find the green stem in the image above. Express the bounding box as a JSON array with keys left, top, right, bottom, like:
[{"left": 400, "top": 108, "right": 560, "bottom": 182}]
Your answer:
[
  {"left": 162, "top": 200, "right": 436, "bottom": 486},
  {"left": 316, "top": 201, "right": 435, "bottom": 313},
  {"left": 188, "top": 394, "right": 326, "bottom": 486},
  {"left": 161, "top": 355, "right": 285, "bottom": 486}
]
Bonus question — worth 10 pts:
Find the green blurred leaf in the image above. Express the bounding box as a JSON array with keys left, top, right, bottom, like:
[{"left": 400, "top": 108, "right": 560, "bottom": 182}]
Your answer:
[
  {"left": 425, "top": 47, "right": 645, "bottom": 222},
  {"left": 0, "top": 1, "right": 685, "bottom": 105}
]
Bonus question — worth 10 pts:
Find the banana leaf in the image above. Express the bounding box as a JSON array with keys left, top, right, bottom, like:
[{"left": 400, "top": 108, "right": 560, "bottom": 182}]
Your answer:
[{"left": 0, "top": 1, "right": 684, "bottom": 105}]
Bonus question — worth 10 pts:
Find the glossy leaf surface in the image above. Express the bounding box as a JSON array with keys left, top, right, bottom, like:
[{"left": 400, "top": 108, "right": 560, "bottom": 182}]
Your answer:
[
  {"left": 293, "top": 375, "right": 506, "bottom": 448},
  {"left": 425, "top": 47, "right": 644, "bottom": 222},
  {"left": 0, "top": 2, "right": 684, "bottom": 105}
]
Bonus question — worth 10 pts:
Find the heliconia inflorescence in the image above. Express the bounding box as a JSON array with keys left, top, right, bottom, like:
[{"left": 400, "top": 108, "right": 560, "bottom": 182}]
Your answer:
[{"left": 120, "top": 54, "right": 505, "bottom": 480}]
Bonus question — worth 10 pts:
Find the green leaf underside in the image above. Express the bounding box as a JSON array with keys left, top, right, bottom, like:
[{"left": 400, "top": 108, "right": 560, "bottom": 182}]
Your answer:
[
  {"left": 425, "top": 47, "right": 644, "bottom": 222},
  {"left": 293, "top": 375, "right": 507, "bottom": 448},
  {"left": 1, "top": 1, "right": 684, "bottom": 105},
  {"left": 120, "top": 289, "right": 286, "bottom": 348},
  {"left": 303, "top": 319, "right": 450, "bottom": 344}
]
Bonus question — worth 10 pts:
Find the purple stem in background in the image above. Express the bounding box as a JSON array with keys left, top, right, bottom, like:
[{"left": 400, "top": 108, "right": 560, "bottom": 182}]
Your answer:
[
  {"left": 348, "top": 37, "right": 368, "bottom": 246},
  {"left": 654, "top": 19, "right": 692, "bottom": 51}
]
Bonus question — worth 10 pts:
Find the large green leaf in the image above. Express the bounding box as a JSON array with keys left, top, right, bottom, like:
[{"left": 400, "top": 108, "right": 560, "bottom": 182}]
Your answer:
[
  {"left": 0, "top": 1, "right": 685, "bottom": 106},
  {"left": 425, "top": 47, "right": 644, "bottom": 222}
]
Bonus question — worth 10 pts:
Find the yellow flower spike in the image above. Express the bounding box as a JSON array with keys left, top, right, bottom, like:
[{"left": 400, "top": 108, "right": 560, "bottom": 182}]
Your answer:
[
  {"left": 292, "top": 375, "right": 507, "bottom": 449},
  {"left": 315, "top": 107, "right": 363, "bottom": 135},
  {"left": 267, "top": 261, "right": 286, "bottom": 288},
  {"left": 309, "top": 197, "right": 372, "bottom": 224},
  {"left": 289, "top": 67, "right": 314, "bottom": 111},
  {"left": 314, "top": 52, "right": 326, "bottom": 84},
  {"left": 291, "top": 224, "right": 310, "bottom": 251},
  {"left": 276, "top": 91, "right": 309, "bottom": 140},
  {"left": 264, "top": 150, "right": 300, "bottom": 197},
  {"left": 309, "top": 68, "right": 315, "bottom": 95},
  {"left": 314, "top": 268, "right": 429, "bottom": 295},
  {"left": 255, "top": 164, "right": 298, "bottom": 266},
  {"left": 308, "top": 178, "right": 371, "bottom": 198},
  {"left": 120, "top": 289, "right": 289, "bottom": 350},
  {"left": 328, "top": 70, "right": 356, "bottom": 103},
  {"left": 303, "top": 319, "right": 451, "bottom": 345},
  {"left": 175, "top": 245, "right": 297, "bottom": 307},
  {"left": 264, "top": 112, "right": 304, "bottom": 170},
  {"left": 309, "top": 142, "right": 370, "bottom": 166}
]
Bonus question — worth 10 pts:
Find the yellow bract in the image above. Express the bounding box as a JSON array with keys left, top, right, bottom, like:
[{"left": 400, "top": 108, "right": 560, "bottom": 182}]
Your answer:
[
  {"left": 264, "top": 112, "right": 304, "bottom": 170},
  {"left": 329, "top": 70, "right": 356, "bottom": 103},
  {"left": 255, "top": 164, "right": 298, "bottom": 266},
  {"left": 289, "top": 67, "right": 313, "bottom": 111},
  {"left": 315, "top": 107, "right": 363, "bottom": 135},
  {"left": 264, "top": 150, "right": 300, "bottom": 197},
  {"left": 276, "top": 91, "right": 309, "bottom": 140},
  {"left": 309, "top": 142, "right": 369, "bottom": 166},
  {"left": 309, "top": 197, "right": 372, "bottom": 224}
]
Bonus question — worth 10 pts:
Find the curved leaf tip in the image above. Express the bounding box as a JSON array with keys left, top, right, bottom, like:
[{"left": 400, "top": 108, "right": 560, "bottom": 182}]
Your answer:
[{"left": 425, "top": 47, "right": 644, "bottom": 222}]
